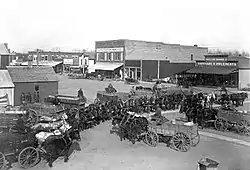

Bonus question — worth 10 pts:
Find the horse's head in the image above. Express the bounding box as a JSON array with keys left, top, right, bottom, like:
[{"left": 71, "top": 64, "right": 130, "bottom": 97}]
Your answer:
[
  {"left": 69, "top": 128, "right": 81, "bottom": 142},
  {"left": 70, "top": 140, "right": 81, "bottom": 151}
]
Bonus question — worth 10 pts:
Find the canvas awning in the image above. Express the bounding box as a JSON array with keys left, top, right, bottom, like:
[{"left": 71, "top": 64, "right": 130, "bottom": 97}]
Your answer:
[
  {"left": 91, "top": 62, "right": 123, "bottom": 71},
  {"left": 186, "top": 66, "right": 237, "bottom": 75}
]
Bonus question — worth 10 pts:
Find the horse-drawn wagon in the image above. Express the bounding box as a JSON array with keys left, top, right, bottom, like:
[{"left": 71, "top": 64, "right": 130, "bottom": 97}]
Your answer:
[
  {"left": 111, "top": 110, "right": 200, "bottom": 152},
  {"left": 214, "top": 106, "right": 250, "bottom": 135},
  {"left": 46, "top": 94, "right": 86, "bottom": 117},
  {"left": 0, "top": 106, "right": 38, "bottom": 133},
  {"left": 124, "top": 78, "right": 139, "bottom": 85},
  {"left": 0, "top": 130, "right": 38, "bottom": 170},
  {"left": 145, "top": 120, "right": 200, "bottom": 152}
]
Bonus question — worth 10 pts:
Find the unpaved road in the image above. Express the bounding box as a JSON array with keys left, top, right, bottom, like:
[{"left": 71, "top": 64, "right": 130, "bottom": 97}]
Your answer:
[
  {"left": 11, "top": 120, "right": 250, "bottom": 170},
  {"left": 9, "top": 75, "right": 250, "bottom": 170}
]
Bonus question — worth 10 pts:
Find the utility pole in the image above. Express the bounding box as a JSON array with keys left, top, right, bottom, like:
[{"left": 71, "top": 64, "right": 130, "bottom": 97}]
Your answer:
[{"left": 36, "top": 49, "right": 39, "bottom": 66}]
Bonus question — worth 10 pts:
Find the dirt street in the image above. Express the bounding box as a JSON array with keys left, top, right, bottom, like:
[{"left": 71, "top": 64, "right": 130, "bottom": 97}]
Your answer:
[{"left": 9, "top": 75, "right": 250, "bottom": 170}]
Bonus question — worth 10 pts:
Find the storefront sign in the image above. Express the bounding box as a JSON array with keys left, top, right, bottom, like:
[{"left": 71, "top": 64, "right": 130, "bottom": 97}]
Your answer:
[
  {"left": 197, "top": 62, "right": 237, "bottom": 67},
  {"left": 63, "top": 58, "right": 73, "bottom": 65},
  {"left": 96, "top": 47, "right": 124, "bottom": 53}
]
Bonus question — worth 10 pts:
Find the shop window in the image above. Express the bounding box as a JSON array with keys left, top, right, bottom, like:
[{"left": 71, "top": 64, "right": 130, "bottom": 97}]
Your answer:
[
  {"left": 113, "top": 52, "right": 121, "bottom": 61},
  {"left": 98, "top": 53, "right": 105, "bottom": 61},
  {"left": 107, "top": 53, "right": 112, "bottom": 61},
  {"left": 191, "top": 54, "right": 193, "bottom": 61},
  {"left": 41, "top": 55, "right": 45, "bottom": 61}
]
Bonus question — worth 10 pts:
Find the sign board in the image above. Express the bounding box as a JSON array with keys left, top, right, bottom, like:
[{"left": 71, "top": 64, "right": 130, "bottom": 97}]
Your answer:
[
  {"left": 96, "top": 47, "right": 124, "bottom": 53},
  {"left": 197, "top": 62, "right": 237, "bottom": 67},
  {"left": 63, "top": 58, "right": 73, "bottom": 65}
]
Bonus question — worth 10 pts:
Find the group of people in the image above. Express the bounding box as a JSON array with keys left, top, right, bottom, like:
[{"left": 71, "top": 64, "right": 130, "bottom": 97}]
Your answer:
[{"left": 20, "top": 92, "right": 40, "bottom": 104}]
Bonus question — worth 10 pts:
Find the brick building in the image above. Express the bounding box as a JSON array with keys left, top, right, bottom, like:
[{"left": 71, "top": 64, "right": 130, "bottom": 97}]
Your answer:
[{"left": 93, "top": 39, "right": 208, "bottom": 80}]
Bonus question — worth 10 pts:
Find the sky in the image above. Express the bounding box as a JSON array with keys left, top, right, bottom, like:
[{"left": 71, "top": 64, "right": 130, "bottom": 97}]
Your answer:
[{"left": 0, "top": 0, "right": 249, "bottom": 53}]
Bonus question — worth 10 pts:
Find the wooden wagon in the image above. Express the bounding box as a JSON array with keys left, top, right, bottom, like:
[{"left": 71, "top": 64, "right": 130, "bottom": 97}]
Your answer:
[
  {"left": 46, "top": 94, "right": 86, "bottom": 116},
  {"left": 0, "top": 106, "right": 38, "bottom": 133},
  {"left": 0, "top": 132, "right": 38, "bottom": 170},
  {"left": 214, "top": 107, "right": 250, "bottom": 135},
  {"left": 94, "top": 91, "right": 130, "bottom": 104},
  {"left": 124, "top": 78, "right": 139, "bottom": 85},
  {"left": 145, "top": 120, "right": 200, "bottom": 152}
]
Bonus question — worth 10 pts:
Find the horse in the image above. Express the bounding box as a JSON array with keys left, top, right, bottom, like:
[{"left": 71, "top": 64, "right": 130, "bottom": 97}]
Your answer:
[{"left": 43, "top": 128, "right": 81, "bottom": 167}]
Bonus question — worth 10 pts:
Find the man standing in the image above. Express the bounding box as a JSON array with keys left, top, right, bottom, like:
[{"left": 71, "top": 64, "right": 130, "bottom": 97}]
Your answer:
[{"left": 78, "top": 88, "right": 84, "bottom": 98}]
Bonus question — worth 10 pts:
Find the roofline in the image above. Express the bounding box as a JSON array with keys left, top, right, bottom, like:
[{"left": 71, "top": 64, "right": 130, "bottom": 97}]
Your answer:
[
  {"left": 95, "top": 39, "right": 208, "bottom": 49},
  {"left": 0, "top": 86, "right": 15, "bottom": 89},
  {"left": 13, "top": 80, "right": 59, "bottom": 83}
]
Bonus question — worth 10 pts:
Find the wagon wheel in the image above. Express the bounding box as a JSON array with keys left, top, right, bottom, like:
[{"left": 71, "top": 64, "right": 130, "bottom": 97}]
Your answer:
[
  {"left": 191, "top": 133, "right": 200, "bottom": 147},
  {"left": 239, "top": 120, "right": 250, "bottom": 136},
  {"left": 18, "top": 147, "right": 39, "bottom": 169},
  {"left": 214, "top": 118, "right": 228, "bottom": 131},
  {"left": 145, "top": 130, "right": 159, "bottom": 147},
  {"left": 0, "top": 152, "right": 6, "bottom": 170},
  {"left": 25, "top": 109, "right": 38, "bottom": 127},
  {"left": 171, "top": 132, "right": 191, "bottom": 152}
]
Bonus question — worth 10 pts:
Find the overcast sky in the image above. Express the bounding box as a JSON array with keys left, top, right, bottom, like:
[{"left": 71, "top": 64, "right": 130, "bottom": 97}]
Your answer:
[{"left": 0, "top": 0, "right": 249, "bottom": 52}]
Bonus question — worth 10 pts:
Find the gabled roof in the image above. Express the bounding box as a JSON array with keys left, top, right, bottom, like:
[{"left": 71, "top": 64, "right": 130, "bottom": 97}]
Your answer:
[
  {"left": 7, "top": 66, "right": 59, "bottom": 83},
  {"left": 0, "top": 70, "right": 14, "bottom": 88},
  {"left": 0, "top": 43, "right": 9, "bottom": 55}
]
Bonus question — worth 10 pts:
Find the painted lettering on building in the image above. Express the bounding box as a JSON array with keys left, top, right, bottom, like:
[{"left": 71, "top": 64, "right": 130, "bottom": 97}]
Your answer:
[
  {"left": 96, "top": 47, "right": 124, "bottom": 53},
  {"left": 197, "top": 62, "right": 237, "bottom": 67}
]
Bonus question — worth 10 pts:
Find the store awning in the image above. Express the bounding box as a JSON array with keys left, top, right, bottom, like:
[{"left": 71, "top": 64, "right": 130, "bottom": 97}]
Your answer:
[
  {"left": 186, "top": 66, "right": 237, "bottom": 75},
  {"left": 91, "top": 62, "right": 123, "bottom": 71}
]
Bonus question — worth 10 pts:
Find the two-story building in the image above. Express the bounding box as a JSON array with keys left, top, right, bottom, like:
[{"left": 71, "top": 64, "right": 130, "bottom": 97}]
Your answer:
[{"left": 92, "top": 39, "right": 208, "bottom": 80}]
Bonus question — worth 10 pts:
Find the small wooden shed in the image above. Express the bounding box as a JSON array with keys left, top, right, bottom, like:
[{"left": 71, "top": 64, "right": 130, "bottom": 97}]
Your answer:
[{"left": 7, "top": 66, "right": 59, "bottom": 106}]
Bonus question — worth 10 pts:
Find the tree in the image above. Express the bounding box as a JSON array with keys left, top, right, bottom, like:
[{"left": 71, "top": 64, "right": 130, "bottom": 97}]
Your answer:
[{"left": 208, "top": 49, "right": 250, "bottom": 57}]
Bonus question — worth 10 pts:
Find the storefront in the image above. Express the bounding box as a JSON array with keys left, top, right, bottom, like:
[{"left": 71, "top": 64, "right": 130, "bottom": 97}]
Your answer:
[{"left": 184, "top": 54, "right": 238, "bottom": 88}]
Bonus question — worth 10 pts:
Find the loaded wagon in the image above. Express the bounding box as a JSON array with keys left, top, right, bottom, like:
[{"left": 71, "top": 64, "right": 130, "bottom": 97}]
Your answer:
[
  {"left": 145, "top": 120, "right": 200, "bottom": 152},
  {"left": 94, "top": 91, "right": 130, "bottom": 104},
  {"left": 0, "top": 106, "right": 38, "bottom": 133},
  {"left": 46, "top": 94, "right": 87, "bottom": 116},
  {"left": 214, "top": 106, "right": 250, "bottom": 135},
  {"left": 0, "top": 131, "right": 38, "bottom": 170}
]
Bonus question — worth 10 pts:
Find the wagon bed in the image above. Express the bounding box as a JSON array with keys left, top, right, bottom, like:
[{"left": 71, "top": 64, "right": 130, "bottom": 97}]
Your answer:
[
  {"left": 214, "top": 107, "right": 250, "bottom": 135},
  {"left": 95, "top": 91, "right": 130, "bottom": 103},
  {"left": 145, "top": 120, "right": 200, "bottom": 152}
]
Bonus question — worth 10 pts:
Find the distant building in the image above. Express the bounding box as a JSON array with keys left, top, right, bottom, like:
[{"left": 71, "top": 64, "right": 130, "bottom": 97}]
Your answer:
[
  {"left": 0, "top": 43, "right": 10, "bottom": 69},
  {"left": 7, "top": 66, "right": 59, "bottom": 106},
  {"left": 28, "top": 50, "right": 82, "bottom": 63},
  {"left": 185, "top": 54, "right": 250, "bottom": 89},
  {"left": 27, "top": 50, "right": 95, "bottom": 73},
  {"left": 93, "top": 39, "right": 208, "bottom": 80}
]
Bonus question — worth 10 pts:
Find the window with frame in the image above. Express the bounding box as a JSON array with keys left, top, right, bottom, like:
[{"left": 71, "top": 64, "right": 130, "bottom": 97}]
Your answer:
[
  {"left": 191, "top": 54, "right": 193, "bottom": 61},
  {"left": 107, "top": 53, "right": 112, "bottom": 61},
  {"left": 41, "top": 55, "right": 45, "bottom": 60},
  {"left": 113, "top": 52, "right": 121, "bottom": 61},
  {"left": 98, "top": 53, "right": 105, "bottom": 61},
  {"left": 45, "top": 55, "right": 48, "bottom": 60}
]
